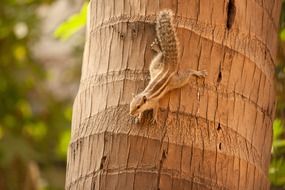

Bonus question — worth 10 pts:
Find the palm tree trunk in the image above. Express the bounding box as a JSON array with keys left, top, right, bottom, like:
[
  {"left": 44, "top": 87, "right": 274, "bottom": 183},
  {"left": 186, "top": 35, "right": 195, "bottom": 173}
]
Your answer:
[{"left": 65, "top": 0, "right": 281, "bottom": 189}]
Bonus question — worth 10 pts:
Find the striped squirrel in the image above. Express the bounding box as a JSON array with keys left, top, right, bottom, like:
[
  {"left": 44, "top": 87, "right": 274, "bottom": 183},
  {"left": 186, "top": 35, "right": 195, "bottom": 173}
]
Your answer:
[{"left": 130, "top": 10, "right": 207, "bottom": 123}]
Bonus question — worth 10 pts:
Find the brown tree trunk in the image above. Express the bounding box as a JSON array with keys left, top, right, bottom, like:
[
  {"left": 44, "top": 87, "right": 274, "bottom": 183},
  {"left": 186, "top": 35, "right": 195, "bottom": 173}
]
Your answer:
[{"left": 65, "top": 0, "right": 281, "bottom": 189}]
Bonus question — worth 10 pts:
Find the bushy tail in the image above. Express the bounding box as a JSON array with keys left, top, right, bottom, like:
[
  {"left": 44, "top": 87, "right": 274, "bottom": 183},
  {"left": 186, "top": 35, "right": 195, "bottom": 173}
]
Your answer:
[{"left": 156, "top": 10, "right": 178, "bottom": 65}]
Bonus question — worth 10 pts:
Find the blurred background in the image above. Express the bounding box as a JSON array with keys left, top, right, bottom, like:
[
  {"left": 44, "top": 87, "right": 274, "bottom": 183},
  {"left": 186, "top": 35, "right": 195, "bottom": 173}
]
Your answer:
[
  {"left": 0, "top": 0, "right": 285, "bottom": 189},
  {"left": 0, "top": 0, "right": 85, "bottom": 189}
]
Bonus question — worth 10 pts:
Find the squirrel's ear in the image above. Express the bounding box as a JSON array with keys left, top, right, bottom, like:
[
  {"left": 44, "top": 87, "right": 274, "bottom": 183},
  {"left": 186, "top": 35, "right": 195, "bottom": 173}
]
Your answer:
[{"left": 143, "top": 96, "right": 147, "bottom": 103}]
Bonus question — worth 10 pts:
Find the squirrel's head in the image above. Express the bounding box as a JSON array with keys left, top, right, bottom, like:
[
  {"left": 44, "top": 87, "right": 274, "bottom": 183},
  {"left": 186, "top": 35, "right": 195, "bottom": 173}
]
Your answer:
[{"left": 129, "top": 94, "right": 147, "bottom": 116}]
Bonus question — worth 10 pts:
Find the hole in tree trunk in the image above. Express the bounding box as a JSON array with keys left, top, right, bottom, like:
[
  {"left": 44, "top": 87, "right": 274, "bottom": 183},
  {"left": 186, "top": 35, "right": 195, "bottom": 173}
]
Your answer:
[
  {"left": 162, "top": 150, "right": 167, "bottom": 159},
  {"left": 217, "top": 123, "right": 222, "bottom": 131},
  {"left": 218, "top": 143, "right": 222, "bottom": 150},
  {"left": 100, "top": 156, "right": 107, "bottom": 169},
  {"left": 217, "top": 71, "right": 222, "bottom": 83},
  {"left": 226, "top": 0, "right": 236, "bottom": 30},
  {"left": 120, "top": 34, "right": 125, "bottom": 39}
]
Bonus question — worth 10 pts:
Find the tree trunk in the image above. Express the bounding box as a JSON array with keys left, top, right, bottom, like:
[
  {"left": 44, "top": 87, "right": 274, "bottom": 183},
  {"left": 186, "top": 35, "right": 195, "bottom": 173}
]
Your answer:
[{"left": 65, "top": 0, "right": 281, "bottom": 189}]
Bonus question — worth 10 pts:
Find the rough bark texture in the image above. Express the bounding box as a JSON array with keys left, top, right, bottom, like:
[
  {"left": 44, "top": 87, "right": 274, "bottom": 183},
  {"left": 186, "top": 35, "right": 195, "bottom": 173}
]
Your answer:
[{"left": 66, "top": 0, "right": 281, "bottom": 189}]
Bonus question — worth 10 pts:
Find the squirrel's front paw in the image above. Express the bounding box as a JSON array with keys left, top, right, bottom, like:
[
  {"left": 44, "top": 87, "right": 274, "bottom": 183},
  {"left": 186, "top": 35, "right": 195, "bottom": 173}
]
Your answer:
[
  {"left": 134, "top": 113, "right": 143, "bottom": 124},
  {"left": 134, "top": 117, "right": 141, "bottom": 124},
  {"left": 150, "top": 118, "right": 157, "bottom": 125},
  {"left": 151, "top": 38, "right": 159, "bottom": 46},
  {"left": 197, "top": 70, "right": 208, "bottom": 78},
  {"left": 151, "top": 38, "right": 161, "bottom": 52}
]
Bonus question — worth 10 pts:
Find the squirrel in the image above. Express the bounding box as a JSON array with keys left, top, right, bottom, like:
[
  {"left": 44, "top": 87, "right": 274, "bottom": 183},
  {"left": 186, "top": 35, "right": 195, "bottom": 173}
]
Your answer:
[{"left": 129, "top": 10, "right": 207, "bottom": 123}]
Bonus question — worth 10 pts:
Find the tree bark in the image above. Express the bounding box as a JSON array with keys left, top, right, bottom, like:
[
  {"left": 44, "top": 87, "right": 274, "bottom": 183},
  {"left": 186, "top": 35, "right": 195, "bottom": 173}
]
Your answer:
[{"left": 65, "top": 0, "right": 281, "bottom": 189}]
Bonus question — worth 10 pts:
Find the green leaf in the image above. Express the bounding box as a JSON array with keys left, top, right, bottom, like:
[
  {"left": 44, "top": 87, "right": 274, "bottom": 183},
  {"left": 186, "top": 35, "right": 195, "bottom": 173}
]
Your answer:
[
  {"left": 17, "top": 100, "right": 32, "bottom": 118},
  {"left": 273, "top": 119, "right": 284, "bottom": 140},
  {"left": 56, "top": 129, "right": 71, "bottom": 159},
  {"left": 64, "top": 106, "right": 73, "bottom": 121},
  {"left": 23, "top": 122, "right": 47, "bottom": 141},
  {"left": 280, "top": 28, "right": 285, "bottom": 41},
  {"left": 54, "top": 2, "right": 88, "bottom": 41},
  {"left": 269, "top": 158, "right": 285, "bottom": 186},
  {"left": 273, "top": 139, "right": 285, "bottom": 149},
  {"left": 272, "top": 119, "right": 285, "bottom": 154}
]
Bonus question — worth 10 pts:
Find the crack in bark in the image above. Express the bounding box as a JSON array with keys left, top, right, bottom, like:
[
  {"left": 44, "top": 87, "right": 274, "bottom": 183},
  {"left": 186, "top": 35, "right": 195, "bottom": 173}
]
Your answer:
[{"left": 156, "top": 149, "right": 167, "bottom": 189}]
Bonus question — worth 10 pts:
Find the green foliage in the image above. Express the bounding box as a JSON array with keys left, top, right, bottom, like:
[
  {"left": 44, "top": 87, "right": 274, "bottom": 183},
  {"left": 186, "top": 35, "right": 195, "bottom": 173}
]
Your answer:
[
  {"left": 0, "top": 0, "right": 75, "bottom": 189},
  {"left": 273, "top": 120, "right": 285, "bottom": 153},
  {"left": 270, "top": 158, "right": 285, "bottom": 186},
  {"left": 270, "top": 120, "right": 285, "bottom": 187},
  {"left": 280, "top": 30, "right": 285, "bottom": 41},
  {"left": 273, "top": 1, "right": 285, "bottom": 189},
  {"left": 54, "top": 2, "right": 88, "bottom": 41},
  {"left": 57, "top": 129, "right": 71, "bottom": 159}
]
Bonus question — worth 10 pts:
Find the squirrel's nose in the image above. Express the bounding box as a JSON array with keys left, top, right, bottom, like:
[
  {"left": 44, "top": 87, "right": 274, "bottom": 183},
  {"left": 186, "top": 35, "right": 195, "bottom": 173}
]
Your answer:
[{"left": 130, "top": 109, "right": 135, "bottom": 115}]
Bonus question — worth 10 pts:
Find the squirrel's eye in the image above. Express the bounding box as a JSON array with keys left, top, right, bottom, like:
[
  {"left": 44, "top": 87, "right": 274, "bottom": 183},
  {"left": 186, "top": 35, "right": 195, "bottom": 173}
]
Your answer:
[{"left": 137, "top": 105, "right": 140, "bottom": 109}]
